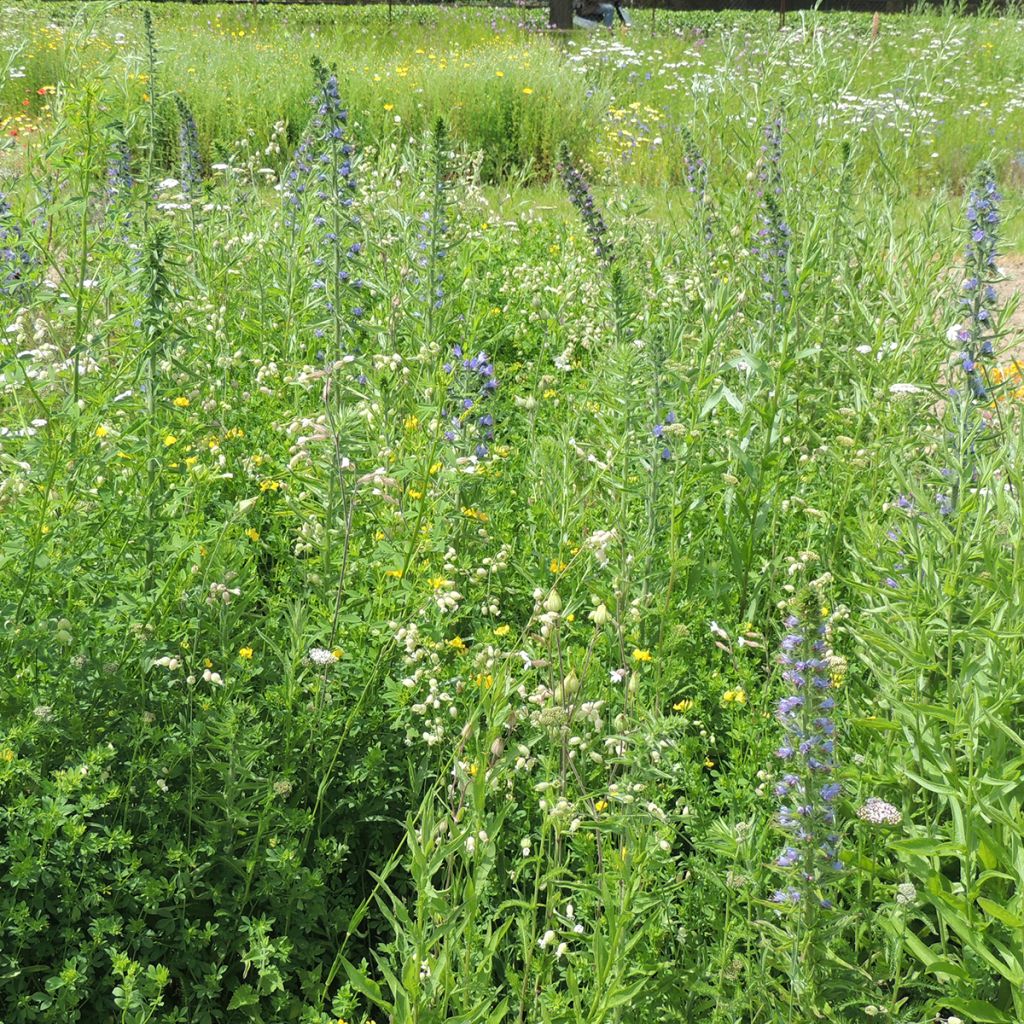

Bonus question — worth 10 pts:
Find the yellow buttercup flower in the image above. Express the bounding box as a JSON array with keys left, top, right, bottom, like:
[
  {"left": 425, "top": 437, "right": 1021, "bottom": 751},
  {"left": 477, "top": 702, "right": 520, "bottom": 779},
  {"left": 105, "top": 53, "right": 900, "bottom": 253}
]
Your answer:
[
  {"left": 673, "top": 699, "right": 694, "bottom": 713},
  {"left": 631, "top": 649, "right": 652, "bottom": 663},
  {"left": 238, "top": 647, "right": 253, "bottom": 660},
  {"left": 722, "top": 688, "right": 747, "bottom": 705}
]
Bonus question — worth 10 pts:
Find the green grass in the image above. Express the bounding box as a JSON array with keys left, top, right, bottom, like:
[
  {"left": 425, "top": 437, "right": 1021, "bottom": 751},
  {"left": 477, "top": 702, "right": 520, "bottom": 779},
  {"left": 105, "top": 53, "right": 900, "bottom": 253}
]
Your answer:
[{"left": 4, "top": 5, "right": 1024, "bottom": 1024}]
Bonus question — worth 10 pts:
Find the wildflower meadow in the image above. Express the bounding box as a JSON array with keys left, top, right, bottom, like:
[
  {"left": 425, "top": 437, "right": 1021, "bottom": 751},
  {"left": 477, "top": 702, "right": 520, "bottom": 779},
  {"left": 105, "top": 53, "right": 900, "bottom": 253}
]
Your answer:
[{"left": 3, "top": 3, "right": 1024, "bottom": 1022}]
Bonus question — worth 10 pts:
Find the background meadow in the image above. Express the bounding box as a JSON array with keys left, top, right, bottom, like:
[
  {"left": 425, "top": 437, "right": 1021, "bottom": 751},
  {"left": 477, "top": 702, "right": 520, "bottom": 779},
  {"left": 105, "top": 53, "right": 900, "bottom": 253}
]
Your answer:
[{"left": 4, "top": 3, "right": 1024, "bottom": 1023}]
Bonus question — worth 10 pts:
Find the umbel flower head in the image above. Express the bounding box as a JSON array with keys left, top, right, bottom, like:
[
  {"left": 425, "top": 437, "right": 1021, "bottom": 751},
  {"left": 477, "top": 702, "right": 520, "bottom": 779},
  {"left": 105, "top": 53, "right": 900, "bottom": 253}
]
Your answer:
[
  {"left": 771, "top": 589, "right": 842, "bottom": 908},
  {"left": 856, "top": 796, "right": 901, "bottom": 826}
]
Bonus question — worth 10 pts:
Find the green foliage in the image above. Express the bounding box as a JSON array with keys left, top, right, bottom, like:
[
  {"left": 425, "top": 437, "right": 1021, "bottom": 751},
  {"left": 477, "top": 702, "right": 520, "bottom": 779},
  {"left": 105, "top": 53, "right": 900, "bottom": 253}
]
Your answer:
[{"left": 2, "top": 5, "right": 1024, "bottom": 1024}]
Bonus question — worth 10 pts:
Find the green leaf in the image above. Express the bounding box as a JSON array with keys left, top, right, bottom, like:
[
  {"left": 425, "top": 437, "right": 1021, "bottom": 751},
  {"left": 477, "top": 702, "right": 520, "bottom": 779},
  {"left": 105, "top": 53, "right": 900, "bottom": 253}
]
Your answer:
[
  {"left": 226, "top": 984, "right": 259, "bottom": 1010},
  {"left": 977, "top": 897, "right": 1024, "bottom": 929},
  {"left": 341, "top": 958, "right": 392, "bottom": 1013},
  {"left": 942, "top": 998, "right": 1012, "bottom": 1024}
]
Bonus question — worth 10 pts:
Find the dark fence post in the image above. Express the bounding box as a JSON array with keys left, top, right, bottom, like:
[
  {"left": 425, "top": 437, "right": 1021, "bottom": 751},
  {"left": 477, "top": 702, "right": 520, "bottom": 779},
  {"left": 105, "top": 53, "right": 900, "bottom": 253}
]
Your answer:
[{"left": 550, "top": 0, "right": 573, "bottom": 28}]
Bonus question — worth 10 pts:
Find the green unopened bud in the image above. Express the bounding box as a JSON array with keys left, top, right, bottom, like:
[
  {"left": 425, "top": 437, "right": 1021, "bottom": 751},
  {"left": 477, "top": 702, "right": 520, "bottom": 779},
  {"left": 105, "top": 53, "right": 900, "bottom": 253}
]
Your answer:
[
  {"left": 589, "top": 603, "right": 610, "bottom": 626},
  {"left": 544, "top": 589, "right": 562, "bottom": 614}
]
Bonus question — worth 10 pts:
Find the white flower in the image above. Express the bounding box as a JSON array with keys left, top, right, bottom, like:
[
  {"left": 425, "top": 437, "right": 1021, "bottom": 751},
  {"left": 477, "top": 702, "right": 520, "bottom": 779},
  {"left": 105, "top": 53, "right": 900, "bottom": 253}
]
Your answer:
[
  {"left": 539, "top": 929, "right": 556, "bottom": 950},
  {"left": 857, "top": 797, "right": 902, "bottom": 825},
  {"left": 889, "top": 383, "right": 923, "bottom": 396},
  {"left": 308, "top": 647, "right": 339, "bottom": 666}
]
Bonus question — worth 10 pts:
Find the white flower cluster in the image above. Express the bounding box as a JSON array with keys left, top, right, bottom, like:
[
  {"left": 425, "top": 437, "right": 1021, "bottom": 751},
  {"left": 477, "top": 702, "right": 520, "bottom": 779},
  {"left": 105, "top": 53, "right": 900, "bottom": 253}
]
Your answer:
[{"left": 857, "top": 796, "right": 902, "bottom": 825}]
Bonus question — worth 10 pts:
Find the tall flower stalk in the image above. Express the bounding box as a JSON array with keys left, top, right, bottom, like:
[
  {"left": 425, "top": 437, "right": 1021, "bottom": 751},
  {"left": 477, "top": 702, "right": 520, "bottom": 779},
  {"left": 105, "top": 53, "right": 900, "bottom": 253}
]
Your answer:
[
  {"left": 0, "top": 192, "right": 36, "bottom": 307},
  {"left": 682, "top": 127, "right": 714, "bottom": 252},
  {"left": 769, "top": 582, "right": 843, "bottom": 1008},
  {"left": 307, "top": 57, "right": 362, "bottom": 358},
  {"left": 557, "top": 143, "right": 613, "bottom": 269},
  {"left": 954, "top": 164, "right": 1002, "bottom": 402},
  {"left": 753, "top": 113, "right": 790, "bottom": 311},
  {"left": 772, "top": 590, "right": 841, "bottom": 911},
  {"left": 174, "top": 95, "right": 203, "bottom": 200}
]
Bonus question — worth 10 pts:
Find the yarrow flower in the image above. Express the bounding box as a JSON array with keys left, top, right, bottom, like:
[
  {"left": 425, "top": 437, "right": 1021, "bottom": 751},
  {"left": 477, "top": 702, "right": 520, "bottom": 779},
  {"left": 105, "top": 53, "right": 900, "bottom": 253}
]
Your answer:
[
  {"left": 894, "top": 882, "right": 917, "bottom": 906},
  {"left": 771, "top": 592, "right": 841, "bottom": 908},
  {"left": 308, "top": 646, "right": 340, "bottom": 666},
  {"left": 856, "top": 796, "right": 902, "bottom": 826}
]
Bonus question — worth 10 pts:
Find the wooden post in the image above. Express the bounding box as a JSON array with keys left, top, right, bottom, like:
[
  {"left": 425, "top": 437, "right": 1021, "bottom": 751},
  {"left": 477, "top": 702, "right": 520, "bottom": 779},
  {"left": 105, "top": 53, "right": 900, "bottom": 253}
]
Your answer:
[{"left": 550, "top": 0, "right": 573, "bottom": 29}]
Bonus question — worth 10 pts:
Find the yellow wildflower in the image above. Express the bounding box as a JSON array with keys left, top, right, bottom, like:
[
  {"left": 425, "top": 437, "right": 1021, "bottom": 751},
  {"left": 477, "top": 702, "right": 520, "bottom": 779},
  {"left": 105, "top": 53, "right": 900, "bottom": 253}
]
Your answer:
[
  {"left": 448, "top": 636, "right": 466, "bottom": 652},
  {"left": 173, "top": 396, "right": 190, "bottom": 408},
  {"left": 385, "top": 569, "right": 404, "bottom": 579},
  {"left": 493, "top": 625, "right": 510, "bottom": 637},
  {"left": 673, "top": 699, "right": 694, "bottom": 713},
  {"left": 239, "top": 647, "right": 253, "bottom": 660},
  {"left": 245, "top": 528, "right": 260, "bottom": 542},
  {"left": 550, "top": 558, "right": 568, "bottom": 574},
  {"left": 631, "top": 649, "right": 653, "bottom": 663},
  {"left": 722, "top": 688, "right": 747, "bottom": 705},
  {"left": 95, "top": 424, "right": 108, "bottom": 438},
  {"left": 595, "top": 799, "right": 608, "bottom": 813},
  {"left": 163, "top": 434, "right": 177, "bottom": 447}
]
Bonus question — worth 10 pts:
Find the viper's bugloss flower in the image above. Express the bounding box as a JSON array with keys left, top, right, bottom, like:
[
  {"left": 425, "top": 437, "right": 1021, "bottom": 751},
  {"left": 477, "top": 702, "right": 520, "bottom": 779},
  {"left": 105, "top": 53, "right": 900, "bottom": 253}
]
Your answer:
[
  {"left": 174, "top": 96, "right": 203, "bottom": 198},
  {"left": 682, "top": 128, "right": 714, "bottom": 247},
  {"left": 557, "top": 145, "right": 613, "bottom": 268},
  {"left": 771, "top": 593, "right": 841, "bottom": 908},
  {"left": 0, "top": 192, "right": 36, "bottom": 302},
  {"left": 444, "top": 345, "right": 498, "bottom": 458},
  {"left": 951, "top": 164, "right": 1001, "bottom": 402},
  {"left": 752, "top": 114, "right": 790, "bottom": 310}
]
